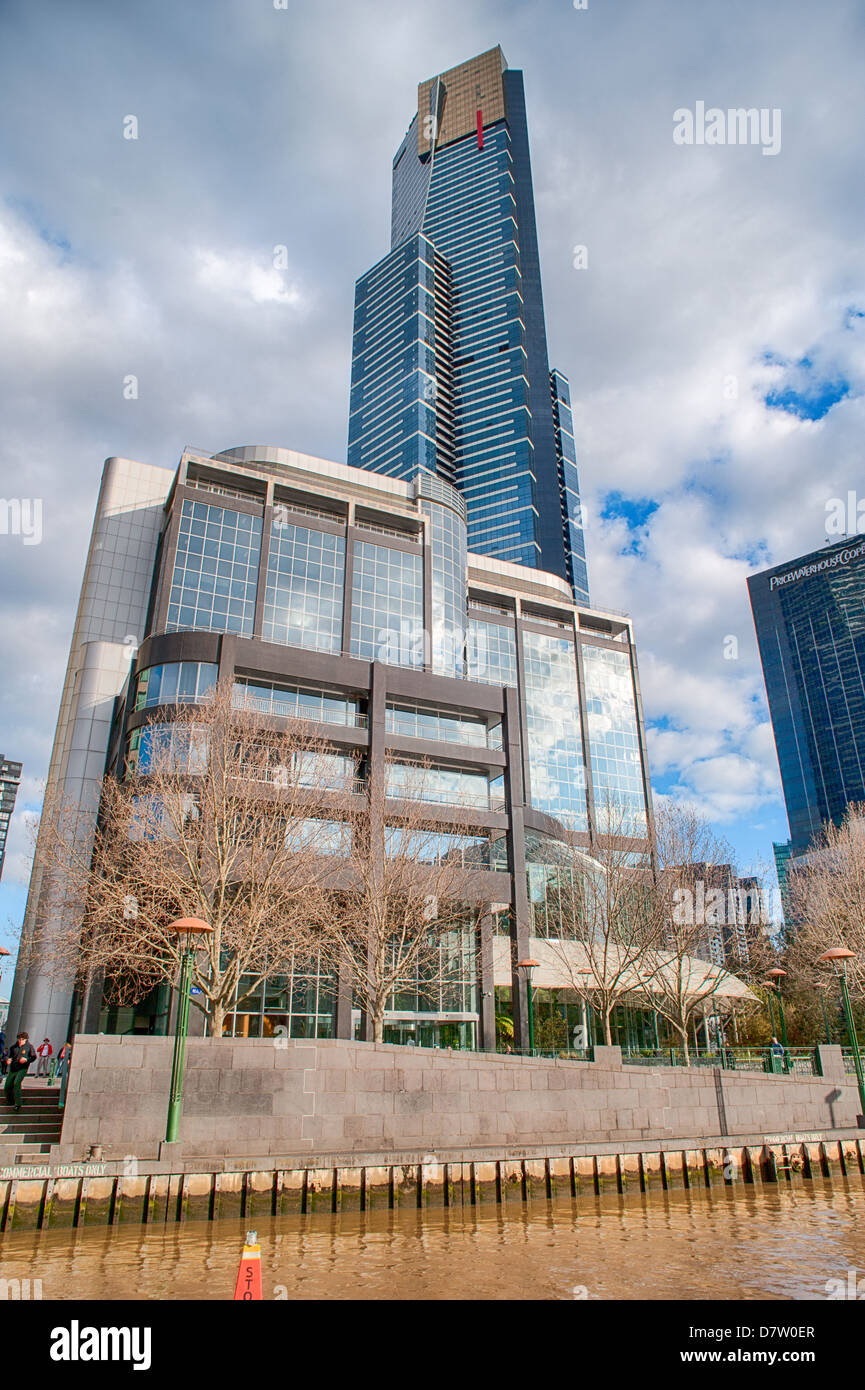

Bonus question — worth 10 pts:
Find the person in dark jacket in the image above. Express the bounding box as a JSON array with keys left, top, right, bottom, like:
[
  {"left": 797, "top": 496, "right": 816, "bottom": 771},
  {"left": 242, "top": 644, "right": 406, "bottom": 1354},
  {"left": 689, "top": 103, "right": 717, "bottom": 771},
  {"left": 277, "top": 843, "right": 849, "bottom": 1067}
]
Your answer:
[{"left": 4, "top": 1032, "right": 36, "bottom": 1111}]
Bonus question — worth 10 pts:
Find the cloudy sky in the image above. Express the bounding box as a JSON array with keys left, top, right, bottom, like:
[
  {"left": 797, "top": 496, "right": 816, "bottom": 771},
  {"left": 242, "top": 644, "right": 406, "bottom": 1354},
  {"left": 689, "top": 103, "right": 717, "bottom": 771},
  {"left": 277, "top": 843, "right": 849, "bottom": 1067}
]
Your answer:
[{"left": 1, "top": 0, "right": 863, "bottom": 955}]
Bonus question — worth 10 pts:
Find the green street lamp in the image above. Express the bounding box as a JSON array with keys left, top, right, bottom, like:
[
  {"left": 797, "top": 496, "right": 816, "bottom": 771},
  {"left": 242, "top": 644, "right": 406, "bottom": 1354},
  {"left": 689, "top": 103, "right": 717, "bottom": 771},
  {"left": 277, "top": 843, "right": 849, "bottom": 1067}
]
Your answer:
[
  {"left": 165, "top": 917, "right": 213, "bottom": 1143},
  {"left": 517, "top": 958, "right": 540, "bottom": 1055},
  {"left": 762, "top": 980, "right": 777, "bottom": 1038},
  {"left": 817, "top": 947, "right": 865, "bottom": 1126},
  {"left": 815, "top": 979, "right": 833, "bottom": 1045},
  {"left": 765, "top": 968, "right": 789, "bottom": 1050}
]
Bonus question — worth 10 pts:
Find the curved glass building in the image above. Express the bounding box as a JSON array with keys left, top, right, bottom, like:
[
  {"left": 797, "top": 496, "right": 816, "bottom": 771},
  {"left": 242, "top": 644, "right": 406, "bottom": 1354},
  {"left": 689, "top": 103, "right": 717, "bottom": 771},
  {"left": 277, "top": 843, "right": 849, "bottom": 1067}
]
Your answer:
[{"left": 10, "top": 445, "right": 651, "bottom": 1050}]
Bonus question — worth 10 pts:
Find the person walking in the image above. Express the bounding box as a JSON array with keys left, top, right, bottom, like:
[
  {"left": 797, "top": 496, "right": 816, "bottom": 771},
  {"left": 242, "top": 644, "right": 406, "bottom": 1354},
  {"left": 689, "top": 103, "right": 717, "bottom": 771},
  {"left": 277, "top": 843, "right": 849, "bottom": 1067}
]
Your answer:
[
  {"left": 4, "top": 1032, "right": 36, "bottom": 1111},
  {"left": 57, "top": 1040, "right": 72, "bottom": 1108},
  {"left": 36, "top": 1037, "right": 53, "bottom": 1078}
]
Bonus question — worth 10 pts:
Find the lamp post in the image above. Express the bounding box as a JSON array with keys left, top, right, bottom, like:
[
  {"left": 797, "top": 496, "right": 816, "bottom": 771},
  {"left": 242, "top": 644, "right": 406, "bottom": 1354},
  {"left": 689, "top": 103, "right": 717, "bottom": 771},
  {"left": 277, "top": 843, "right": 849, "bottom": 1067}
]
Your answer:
[
  {"left": 815, "top": 979, "right": 833, "bottom": 1045},
  {"left": 517, "top": 958, "right": 540, "bottom": 1055},
  {"left": 165, "top": 917, "right": 213, "bottom": 1143},
  {"left": 762, "top": 981, "right": 777, "bottom": 1038},
  {"left": 765, "top": 968, "right": 789, "bottom": 1050},
  {"left": 817, "top": 947, "right": 865, "bottom": 1124}
]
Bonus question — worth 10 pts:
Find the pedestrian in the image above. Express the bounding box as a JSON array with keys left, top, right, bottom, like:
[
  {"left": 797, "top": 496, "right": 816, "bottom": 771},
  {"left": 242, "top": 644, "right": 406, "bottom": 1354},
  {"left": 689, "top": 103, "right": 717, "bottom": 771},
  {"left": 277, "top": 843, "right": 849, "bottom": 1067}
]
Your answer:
[
  {"left": 770, "top": 1035, "right": 784, "bottom": 1057},
  {"left": 36, "top": 1037, "right": 53, "bottom": 1078},
  {"left": 4, "top": 1032, "right": 36, "bottom": 1112}
]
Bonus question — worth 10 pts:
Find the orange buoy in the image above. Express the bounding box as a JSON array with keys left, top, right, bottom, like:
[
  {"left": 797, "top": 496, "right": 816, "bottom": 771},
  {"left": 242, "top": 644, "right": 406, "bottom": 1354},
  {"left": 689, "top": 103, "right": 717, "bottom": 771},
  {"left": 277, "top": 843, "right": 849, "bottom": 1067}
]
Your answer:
[{"left": 233, "top": 1229, "right": 263, "bottom": 1301}]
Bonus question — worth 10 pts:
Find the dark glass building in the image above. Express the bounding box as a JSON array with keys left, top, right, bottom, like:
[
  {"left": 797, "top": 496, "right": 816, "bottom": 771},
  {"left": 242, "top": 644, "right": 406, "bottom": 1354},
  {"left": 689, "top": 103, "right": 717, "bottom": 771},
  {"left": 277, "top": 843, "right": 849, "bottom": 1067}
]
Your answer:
[
  {"left": 348, "top": 47, "right": 589, "bottom": 604},
  {"left": 748, "top": 536, "right": 865, "bottom": 856}
]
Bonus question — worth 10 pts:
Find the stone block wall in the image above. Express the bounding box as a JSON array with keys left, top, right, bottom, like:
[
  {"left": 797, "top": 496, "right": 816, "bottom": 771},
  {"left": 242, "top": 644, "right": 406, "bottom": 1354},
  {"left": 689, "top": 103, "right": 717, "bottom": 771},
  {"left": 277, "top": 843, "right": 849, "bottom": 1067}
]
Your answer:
[{"left": 56, "top": 1036, "right": 861, "bottom": 1162}]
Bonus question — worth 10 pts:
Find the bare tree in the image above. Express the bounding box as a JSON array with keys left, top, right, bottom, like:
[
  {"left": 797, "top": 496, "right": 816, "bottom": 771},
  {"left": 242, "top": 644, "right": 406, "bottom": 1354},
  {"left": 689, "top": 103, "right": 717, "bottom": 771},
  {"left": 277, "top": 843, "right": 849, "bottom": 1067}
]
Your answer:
[
  {"left": 644, "top": 801, "right": 757, "bottom": 1061},
  {"left": 541, "top": 796, "right": 667, "bottom": 1046},
  {"left": 785, "top": 803, "right": 865, "bottom": 1004},
  {"left": 316, "top": 764, "right": 482, "bottom": 1043},
  {"left": 28, "top": 684, "right": 346, "bottom": 1036}
]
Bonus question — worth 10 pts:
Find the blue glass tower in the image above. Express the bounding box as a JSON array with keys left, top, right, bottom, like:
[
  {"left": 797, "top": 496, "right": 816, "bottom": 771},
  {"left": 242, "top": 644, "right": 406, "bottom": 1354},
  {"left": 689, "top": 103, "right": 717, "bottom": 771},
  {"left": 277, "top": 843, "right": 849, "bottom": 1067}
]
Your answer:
[
  {"left": 348, "top": 46, "right": 589, "bottom": 603},
  {"left": 748, "top": 537, "right": 865, "bottom": 855}
]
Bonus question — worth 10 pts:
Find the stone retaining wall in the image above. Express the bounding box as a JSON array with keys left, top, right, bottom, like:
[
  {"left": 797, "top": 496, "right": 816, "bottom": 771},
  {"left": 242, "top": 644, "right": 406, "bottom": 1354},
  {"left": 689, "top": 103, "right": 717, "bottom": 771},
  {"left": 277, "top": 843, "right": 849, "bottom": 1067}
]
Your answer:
[{"left": 54, "top": 1036, "right": 861, "bottom": 1163}]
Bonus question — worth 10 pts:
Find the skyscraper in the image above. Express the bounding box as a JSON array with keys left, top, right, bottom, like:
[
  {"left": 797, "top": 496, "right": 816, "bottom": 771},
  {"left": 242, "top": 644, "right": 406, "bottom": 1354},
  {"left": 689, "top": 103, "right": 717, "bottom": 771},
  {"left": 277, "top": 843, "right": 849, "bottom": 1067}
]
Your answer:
[
  {"left": 0, "top": 756, "right": 22, "bottom": 882},
  {"left": 348, "top": 47, "right": 589, "bottom": 603},
  {"left": 748, "top": 536, "right": 865, "bottom": 857}
]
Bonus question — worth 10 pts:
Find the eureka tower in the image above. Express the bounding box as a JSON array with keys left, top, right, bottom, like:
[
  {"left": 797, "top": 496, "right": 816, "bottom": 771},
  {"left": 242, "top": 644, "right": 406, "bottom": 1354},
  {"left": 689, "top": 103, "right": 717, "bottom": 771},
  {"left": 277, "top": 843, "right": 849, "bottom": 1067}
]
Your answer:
[{"left": 347, "top": 46, "right": 589, "bottom": 603}]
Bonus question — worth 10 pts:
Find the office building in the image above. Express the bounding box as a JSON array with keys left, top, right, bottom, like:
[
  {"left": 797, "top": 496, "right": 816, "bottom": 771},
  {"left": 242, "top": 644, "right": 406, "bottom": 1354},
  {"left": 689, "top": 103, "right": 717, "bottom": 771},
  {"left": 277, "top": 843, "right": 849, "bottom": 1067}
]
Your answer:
[
  {"left": 348, "top": 47, "right": 589, "bottom": 602},
  {"left": 748, "top": 536, "right": 865, "bottom": 859},
  {"left": 10, "top": 446, "right": 650, "bottom": 1048}
]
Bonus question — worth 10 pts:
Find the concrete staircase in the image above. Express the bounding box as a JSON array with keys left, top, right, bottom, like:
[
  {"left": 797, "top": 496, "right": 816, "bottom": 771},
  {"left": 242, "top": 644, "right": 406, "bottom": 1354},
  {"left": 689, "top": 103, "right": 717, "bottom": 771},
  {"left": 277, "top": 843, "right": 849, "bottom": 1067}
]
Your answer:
[{"left": 0, "top": 1082, "right": 63, "bottom": 1162}]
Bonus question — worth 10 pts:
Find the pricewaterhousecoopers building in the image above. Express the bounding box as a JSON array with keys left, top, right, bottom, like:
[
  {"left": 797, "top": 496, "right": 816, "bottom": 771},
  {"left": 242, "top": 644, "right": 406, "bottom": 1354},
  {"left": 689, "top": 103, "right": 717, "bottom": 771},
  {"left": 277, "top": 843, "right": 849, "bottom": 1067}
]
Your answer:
[
  {"left": 10, "top": 49, "right": 653, "bottom": 1052},
  {"left": 748, "top": 535, "right": 865, "bottom": 875}
]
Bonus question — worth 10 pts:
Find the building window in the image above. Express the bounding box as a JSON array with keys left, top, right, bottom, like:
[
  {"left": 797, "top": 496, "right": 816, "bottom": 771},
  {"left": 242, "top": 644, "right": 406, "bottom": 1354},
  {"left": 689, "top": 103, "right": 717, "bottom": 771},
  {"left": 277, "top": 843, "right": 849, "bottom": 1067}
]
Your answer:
[
  {"left": 581, "top": 644, "right": 647, "bottom": 836},
  {"left": 422, "top": 500, "right": 467, "bottom": 677},
  {"left": 126, "top": 723, "right": 208, "bottom": 777},
  {"left": 522, "top": 630, "right": 587, "bottom": 830},
  {"left": 262, "top": 522, "right": 345, "bottom": 653},
  {"left": 134, "top": 662, "right": 218, "bottom": 710},
  {"left": 386, "top": 760, "right": 504, "bottom": 811},
  {"left": 385, "top": 702, "right": 500, "bottom": 748},
  {"left": 467, "top": 617, "right": 517, "bottom": 686},
  {"left": 234, "top": 679, "right": 365, "bottom": 727},
  {"left": 224, "top": 955, "right": 335, "bottom": 1039},
  {"left": 166, "top": 500, "right": 261, "bottom": 636},
  {"left": 350, "top": 541, "right": 424, "bottom": 667},
  {"left": 385, "top": 825, "right": 508, "bottom": 868}
]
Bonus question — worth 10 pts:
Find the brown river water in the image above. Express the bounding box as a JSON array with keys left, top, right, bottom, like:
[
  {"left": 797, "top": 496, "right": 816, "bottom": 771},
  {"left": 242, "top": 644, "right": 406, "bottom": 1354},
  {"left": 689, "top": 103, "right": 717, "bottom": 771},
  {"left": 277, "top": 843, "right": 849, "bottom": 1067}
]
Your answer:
[{"left": 1, "top": 1178, "right": 863, "bottom": 1300}]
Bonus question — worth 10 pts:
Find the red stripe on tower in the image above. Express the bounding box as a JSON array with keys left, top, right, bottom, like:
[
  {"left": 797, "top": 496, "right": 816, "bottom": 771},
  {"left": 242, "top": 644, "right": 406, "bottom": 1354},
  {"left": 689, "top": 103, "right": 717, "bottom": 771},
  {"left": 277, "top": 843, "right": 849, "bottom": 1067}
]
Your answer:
[{"left": 476, "top": 110, "right": 483, "bottom": 149}]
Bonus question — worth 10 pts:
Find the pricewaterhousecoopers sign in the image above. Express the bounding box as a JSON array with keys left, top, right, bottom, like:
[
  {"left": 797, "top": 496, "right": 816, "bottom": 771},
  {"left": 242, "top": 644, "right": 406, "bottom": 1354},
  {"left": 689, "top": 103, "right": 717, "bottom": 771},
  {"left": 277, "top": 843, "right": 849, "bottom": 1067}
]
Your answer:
[{"left": 768, "top": 539, "right": 865, "bottom": 591}]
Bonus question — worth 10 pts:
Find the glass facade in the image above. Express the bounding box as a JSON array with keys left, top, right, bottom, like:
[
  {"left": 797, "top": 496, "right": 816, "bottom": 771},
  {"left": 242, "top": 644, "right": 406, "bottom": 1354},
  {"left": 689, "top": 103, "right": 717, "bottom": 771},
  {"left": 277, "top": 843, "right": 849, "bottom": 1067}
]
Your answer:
[
  {"left": 749, "top": 539, "right": 865, "bottom": 854},
  {"left": 423, "top": 498, "right": 467, "bottom": 677},
  {"left": 581, "top": 643, "right": 647, "bottom": 836},
  {"left": 224, "top": 955, "right": 336, "bottom": 1039},
  {"left": 386, "top": 760, "right": 504, "bottom": 811},
  {"left": 350, "top": 540, "right": 424, "bottom": 667},
  {"left": 263, "top": 521, "right": 345, "bottom": 653},
  {"left": 126, "top": 723, "right": 208, "bottom": 776},
  {"left": 134, "top": 661, "right": 218, "bottom": 710},
  {"left": 522, "top": 630, "right": 587, "bottom": 829},
  {"left": 234, "top": 679, "right": 364, "bottom": 727},
  {"left": 385, "top": 702, "right": 499, "bottom": 748},
  {"left": 385, "top": 825, "right": 508, "bottom": 868},
  {"left": 167, "top": 500, "right": 261, "bottom": 636},
  {"left": 551, "top": 371, "right": 589, "bottom": 604},
  {"left": 467, "top": 616, "right": 518, "bottom": 686},
  {"left": 347, "top": 235, "right": 446, "bottom": 482}
]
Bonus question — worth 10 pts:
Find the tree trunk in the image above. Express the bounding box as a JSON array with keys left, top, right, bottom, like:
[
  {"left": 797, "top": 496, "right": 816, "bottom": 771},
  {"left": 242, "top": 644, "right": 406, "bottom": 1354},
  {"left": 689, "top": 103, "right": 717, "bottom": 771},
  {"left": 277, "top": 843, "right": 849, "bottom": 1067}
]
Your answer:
[
  {"left": 678, "top": 1022, "right": 690, "bottom": 1066},
  {"left": 372, "top": 1010, "right": 385, "bottom": 1044},
  {"left": 603, "top": 1006, "right": 613, "bottom": 1046}
]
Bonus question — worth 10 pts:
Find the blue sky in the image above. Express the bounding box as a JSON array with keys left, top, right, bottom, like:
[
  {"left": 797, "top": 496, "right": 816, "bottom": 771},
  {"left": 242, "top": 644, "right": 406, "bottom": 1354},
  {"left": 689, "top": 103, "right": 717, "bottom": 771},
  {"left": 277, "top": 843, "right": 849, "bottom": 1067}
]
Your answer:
[{"left": 1, "top": 0, "right": 865, "bottom": 960}]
